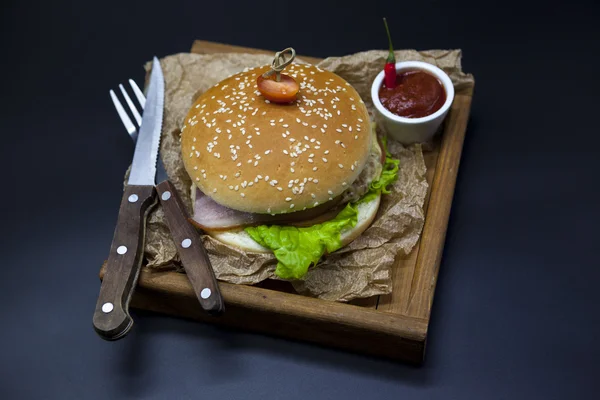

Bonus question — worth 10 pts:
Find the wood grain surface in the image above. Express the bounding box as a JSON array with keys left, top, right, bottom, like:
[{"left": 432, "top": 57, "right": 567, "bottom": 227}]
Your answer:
[{"left": 98, "top": 40, "right": 474, "bottom": 363}]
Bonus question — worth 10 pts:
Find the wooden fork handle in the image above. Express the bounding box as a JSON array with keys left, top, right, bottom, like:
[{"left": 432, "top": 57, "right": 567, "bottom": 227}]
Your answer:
[
  {"left": 156, "top": 180, "right": 225, "bottom": 315},
  {"left": 93, "top": 185, "right": 157, "bottom": 340}
]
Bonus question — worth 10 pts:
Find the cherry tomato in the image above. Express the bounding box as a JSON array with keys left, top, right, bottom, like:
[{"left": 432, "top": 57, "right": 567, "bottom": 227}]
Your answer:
[{"left": 257, "top": 73, "right": 299, "bottom": 103}]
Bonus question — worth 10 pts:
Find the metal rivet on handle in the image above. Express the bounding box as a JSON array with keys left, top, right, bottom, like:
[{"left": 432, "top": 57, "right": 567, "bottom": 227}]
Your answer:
[
  {"left": 102, "top": 302, "right": 114, "bottom": 313},
  {"left": 181, "top": 238, "right": 192, "bottom": 248},
  {"left": 161, "top": 191, "right": 171, "bottom": 201},
  {"left": 117, "top": 246, "right": 127, "bottom": 255},
  {"left": 200, "top": 288, "right": 212, "bottom": 299},
  {"left": 128, "top": 194, "right": 138, "bottom": 203}
]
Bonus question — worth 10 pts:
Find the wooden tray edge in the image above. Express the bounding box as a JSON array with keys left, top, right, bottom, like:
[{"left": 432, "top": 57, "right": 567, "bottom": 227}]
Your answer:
[
  {"left": 99, "top": 264, "right": 428, "bottom": 363},
  {"left": 405, "top": 88, "right": 474, "bottom": 318},
  {"left": 191, "top": 40, "right": 324, "bottom": 65}
]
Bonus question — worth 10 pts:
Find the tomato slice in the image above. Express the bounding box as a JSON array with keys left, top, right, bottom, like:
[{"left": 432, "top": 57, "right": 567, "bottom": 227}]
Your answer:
[{"left": 257, "top": 73, "right": 299, "bottom": 103}]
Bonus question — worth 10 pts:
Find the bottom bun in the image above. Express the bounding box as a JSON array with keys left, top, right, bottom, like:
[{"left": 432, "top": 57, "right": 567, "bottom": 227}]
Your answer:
[{"left": 208, "top": 192, "right": 381, "bottom": 254}]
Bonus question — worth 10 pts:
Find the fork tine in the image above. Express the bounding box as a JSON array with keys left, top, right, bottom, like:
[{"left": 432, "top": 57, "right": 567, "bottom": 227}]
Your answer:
[
  {"left": 129, "top": 79, "right": 146, "bottom": 109},
  {"left": 119, "top": 84, "right": 142, "bottom": 126},
  {"left": 110, "top": 90, "right": 137, "bottom": 137}
]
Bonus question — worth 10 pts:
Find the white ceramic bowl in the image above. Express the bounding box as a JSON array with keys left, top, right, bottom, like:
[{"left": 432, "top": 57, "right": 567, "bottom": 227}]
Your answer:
[{"left": 371, "top": 61, "right": 455, "bottom": 144}]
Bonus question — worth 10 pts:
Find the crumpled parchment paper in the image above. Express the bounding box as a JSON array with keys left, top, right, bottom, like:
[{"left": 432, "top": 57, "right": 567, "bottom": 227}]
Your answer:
[{"left": 138, "top": 49, "right": 474, "bottom": 301}]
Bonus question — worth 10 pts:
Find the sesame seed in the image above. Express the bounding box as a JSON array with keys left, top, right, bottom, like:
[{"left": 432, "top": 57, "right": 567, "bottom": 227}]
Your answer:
[
  {"left": 234, "top": 185, "right": 239, "bottom": 191},
  {"left": 322, "top": 158, "right": 328, "bottom": 163},
  {"left": 254, "top": 161, "right": 258, "bottom": 166},
  {"left": 277, "top": 187, "right": 283, "bottom": 191},
  {"left": 358, "top": 118, "right": 363, "bottom": 122},
  {"left": 338, "top": 164, "right": 344, "bottom": 168},
  {"left": 341, "top": 143, "right": 346, "bottom": 148},
  {"left": 355, "top": 135, "right": 358, "bottom": 139},
  {"left": 228, "top": 185, "right": 234, "bottom": 189},
  {"left": 342, "top": 182, "right": 347, "bottom": 186},
  {"left": 314, "top": 201, "right": 319, "bottom": 206},
  {"left": 240, "top": 193, "right": 245, "bottom": 197},
  {"left": 313, "top": 167, "right": 318, "bottom": 171},
  {"left": 285, "top": 197, "right": 292, "bottom": 202},
  {"left": 283, "top": 150, "right": 289, "bottom": 155},
  {"left": 195, "top": 177, "right": 199, "bottom": 181},
  {"left": 290, "top": 204, "right": 295, "bottom": 209},
  {"left": 213, "top": 188, "right": 217, "bottom": 193},
  {"left": 336, "top": 128, "right": 342, "bottom": 133},
  {"left": 314, "top": 179, "right": 319, "bottom": 183}
]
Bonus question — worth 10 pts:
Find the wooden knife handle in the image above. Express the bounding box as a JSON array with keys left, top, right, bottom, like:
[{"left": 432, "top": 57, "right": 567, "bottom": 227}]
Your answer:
[
  {"left": 156, "top": 180, "right": 225, "bottom": 315},
  {"left": 93, "top": 185, "right": 157, "bottom": 340}
]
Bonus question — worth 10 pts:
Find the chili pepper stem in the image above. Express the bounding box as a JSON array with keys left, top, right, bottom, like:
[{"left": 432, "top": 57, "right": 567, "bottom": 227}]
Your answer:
[{"left": 383, "top": 17, "right": 396, "bottom": 64}]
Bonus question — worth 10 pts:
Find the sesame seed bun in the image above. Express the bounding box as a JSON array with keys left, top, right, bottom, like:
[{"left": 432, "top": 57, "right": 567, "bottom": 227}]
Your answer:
[
  {"left": 208, "top": 192, "right": 381, "bottom": 253},
  {"left": 181, "top": 63, "right": 372, "bottom": 214}
]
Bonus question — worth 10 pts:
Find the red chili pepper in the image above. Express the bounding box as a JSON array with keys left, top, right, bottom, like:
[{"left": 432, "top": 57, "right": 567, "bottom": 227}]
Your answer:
[{"left": 383, "top": 18, "right": 397, "bottom": 89}]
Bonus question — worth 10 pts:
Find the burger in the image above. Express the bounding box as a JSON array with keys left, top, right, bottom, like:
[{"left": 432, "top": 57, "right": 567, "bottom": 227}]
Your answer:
[{"left": 180, "top": 62, "right": 398, "bottom": 279}]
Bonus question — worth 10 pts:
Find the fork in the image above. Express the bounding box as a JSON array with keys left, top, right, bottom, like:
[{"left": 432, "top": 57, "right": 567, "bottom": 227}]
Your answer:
[
  {"left": 110, "top": 79, "right": 146, "bottom": 143},
  {"left": 109, "top": 79, "right": 225, "bottom": 315}
]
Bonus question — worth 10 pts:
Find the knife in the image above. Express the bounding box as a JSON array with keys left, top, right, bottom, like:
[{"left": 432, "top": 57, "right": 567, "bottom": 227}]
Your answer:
[
  {"left": 128, "top": 77, "right": 224, "bottom": 317},
  {"left": 94, "top": 58, "right": 223, "bottom": 341}
]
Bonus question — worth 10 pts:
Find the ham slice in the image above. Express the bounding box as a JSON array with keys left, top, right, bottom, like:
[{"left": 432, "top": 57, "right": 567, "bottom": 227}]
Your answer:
[{"left": 190, "top": 188, "right": 343, "bottom": 231}]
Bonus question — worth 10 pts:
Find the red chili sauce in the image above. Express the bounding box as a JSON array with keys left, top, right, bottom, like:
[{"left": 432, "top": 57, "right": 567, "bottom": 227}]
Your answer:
[{"left": 379, "top": 70, "right": 446, "bottom": 118}]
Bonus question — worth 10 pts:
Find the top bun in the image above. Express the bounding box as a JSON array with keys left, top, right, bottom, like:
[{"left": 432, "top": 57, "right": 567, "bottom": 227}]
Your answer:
[{"left": 181, "top": 63, "right": 371, "bottom": 214}]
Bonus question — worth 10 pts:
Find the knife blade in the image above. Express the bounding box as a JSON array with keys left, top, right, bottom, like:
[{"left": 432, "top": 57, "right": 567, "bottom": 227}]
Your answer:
[{"left": 93, "top": 57, "right": 164, "bottom": 340}]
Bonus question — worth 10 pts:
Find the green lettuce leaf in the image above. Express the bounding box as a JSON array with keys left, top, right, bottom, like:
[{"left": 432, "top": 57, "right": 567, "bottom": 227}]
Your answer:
[{"left": 245, "top": 137, "right": 400, "bottom": 280}]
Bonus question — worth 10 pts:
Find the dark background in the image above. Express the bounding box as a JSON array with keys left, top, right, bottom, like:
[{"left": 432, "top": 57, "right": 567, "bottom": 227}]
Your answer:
[{"left": 1, "top": 0, "right": 599, "bottom": 398}]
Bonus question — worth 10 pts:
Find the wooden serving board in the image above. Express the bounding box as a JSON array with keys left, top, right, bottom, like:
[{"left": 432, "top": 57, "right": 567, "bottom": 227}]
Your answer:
[{"left": 99, "top": 40, "right": 474, "bottom": 364}]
